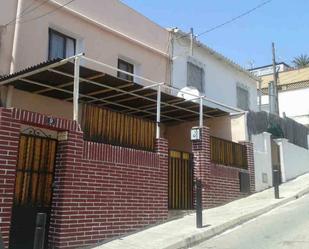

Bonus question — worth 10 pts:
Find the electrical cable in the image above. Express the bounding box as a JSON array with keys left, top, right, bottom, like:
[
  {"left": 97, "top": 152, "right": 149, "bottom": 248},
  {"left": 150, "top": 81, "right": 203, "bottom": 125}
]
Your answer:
[
  {"left": 197, "top": 0, "right": 273, "bottom": 37},
  {"left": 5, "top": 0, "right": 51, "bottom": 27},
  {"left": 19, "top": 0, "right": 76, "bottom": 24},
  {"left": 176, "top": 0, "right": 273, "bottom": 40}
]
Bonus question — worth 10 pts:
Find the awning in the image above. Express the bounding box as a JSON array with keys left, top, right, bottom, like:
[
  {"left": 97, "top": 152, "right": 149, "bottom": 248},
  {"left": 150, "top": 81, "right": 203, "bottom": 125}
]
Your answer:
[{"left": 0, "top": 56, "right": 231, "bottom": 123}]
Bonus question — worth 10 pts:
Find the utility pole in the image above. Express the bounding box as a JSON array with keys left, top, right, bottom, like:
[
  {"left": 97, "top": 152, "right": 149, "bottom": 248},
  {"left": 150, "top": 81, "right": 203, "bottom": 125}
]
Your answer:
[
  {"left": 190, "top": 27, "right": 194, "bottom": 56},
  {"left": 271, "top": 42, "right": 279, "bottom": 115}
]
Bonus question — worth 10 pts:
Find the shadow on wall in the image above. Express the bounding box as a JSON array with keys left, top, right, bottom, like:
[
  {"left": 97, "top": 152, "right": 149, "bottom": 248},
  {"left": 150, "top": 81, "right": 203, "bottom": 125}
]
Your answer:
[{"left": 164, "top": 115, "right": 248, "bottom": 153}]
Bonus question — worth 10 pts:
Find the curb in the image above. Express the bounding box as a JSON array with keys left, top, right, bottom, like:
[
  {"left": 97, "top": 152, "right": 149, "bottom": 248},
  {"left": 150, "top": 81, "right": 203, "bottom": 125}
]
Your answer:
[{"left": 163, "top": 186, "right": 309, "bottom": 249}]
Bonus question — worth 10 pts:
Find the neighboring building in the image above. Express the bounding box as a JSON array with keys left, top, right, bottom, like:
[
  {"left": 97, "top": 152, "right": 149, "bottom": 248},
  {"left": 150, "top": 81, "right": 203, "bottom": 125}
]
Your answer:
[
  {"left": 259, "top": 66, "right": 309, "bottom": 127},
  {"left": 249, "top": 62, "right": 291, "bottom": 77},
  {"left": 169, "top": 29, "right": 259, "bottom": 113},
  {"left": 0, "top": 2, "right": 256, "bottom": 249}
]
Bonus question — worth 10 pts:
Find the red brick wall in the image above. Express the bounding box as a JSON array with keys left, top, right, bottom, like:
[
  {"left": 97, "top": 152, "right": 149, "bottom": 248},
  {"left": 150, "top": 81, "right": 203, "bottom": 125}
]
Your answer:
[
  {"left": 205, "top": 163, "right": 248, "bottom": 208},
  {"left": 0, "top": 108, "right": 169, "bottom": 249},
  {"left": 49, "top": 136, "right": 168, "bottom": 248},
  {"left": 0, "top": 108, "right": 20, "bottom": 248},
  {"left": 192, "top": 126, "right": 254, "bottom": 209}
]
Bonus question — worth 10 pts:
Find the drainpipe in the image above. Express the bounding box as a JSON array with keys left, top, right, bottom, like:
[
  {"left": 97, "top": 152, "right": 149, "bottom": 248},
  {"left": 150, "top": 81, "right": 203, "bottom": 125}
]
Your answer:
[
  {"left": 10, "top": 0, "right": 24, "bottom": 74},
  {"left": 258, "top": 80, "right": 262, "bottom": 111}
]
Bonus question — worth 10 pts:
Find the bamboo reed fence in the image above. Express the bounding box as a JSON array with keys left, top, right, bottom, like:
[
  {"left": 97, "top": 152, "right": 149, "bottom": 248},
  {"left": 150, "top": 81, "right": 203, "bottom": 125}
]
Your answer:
[
  {"left": 210, "top": 136, "right": 248, "bottom": 169},
  {"left": 81, "top": 104, "right": 156, "bottom": 151}
]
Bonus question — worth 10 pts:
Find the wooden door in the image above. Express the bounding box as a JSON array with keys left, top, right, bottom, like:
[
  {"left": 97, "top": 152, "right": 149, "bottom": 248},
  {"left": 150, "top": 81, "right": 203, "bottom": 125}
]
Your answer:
[
  {"left": 168, "top": 150, "right": 193, "bottom": 210},
  {"left": 9, "top": 134, "right": 57, "bottom": 249}
]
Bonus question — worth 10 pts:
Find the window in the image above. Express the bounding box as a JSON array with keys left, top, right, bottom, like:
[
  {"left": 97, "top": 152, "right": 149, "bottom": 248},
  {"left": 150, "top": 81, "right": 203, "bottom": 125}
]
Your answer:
[
  {"left": 48, "top": 29, "right": 76, "bottom": 60},
  {"left": 187, "top": 62, "right": 204, "bottom": 93},
  {"left": 117, "top": 59, "right": 134, "bottom": 81},
  {"left": 237, "top": 86, "right": 250, "bottom": 110}
]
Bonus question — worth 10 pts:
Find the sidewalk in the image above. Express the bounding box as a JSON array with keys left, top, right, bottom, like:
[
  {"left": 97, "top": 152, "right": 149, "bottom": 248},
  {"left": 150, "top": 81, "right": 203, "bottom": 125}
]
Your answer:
[{"left": 94, "top": 173, "right": 309, "bottom": 249}]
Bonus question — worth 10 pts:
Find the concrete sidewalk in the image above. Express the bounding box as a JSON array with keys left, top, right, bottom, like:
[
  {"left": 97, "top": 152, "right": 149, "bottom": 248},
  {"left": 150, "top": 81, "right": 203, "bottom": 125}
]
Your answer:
[{"left": 94, "top": 173, "right": 309, "bottom": 249}]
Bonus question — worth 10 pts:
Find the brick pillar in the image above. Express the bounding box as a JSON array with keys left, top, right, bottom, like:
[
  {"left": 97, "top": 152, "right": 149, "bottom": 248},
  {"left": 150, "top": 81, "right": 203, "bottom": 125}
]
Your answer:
[
  {"left": 241, "top": 141, "right": 255, "bottom": 193},
  {"left": 155, "top": 138, "right": 169, "bottom": 216},
  {"left": 192, "top": 127, "right": 211, "bottom": 208},
  {"left": 48, "top": 130, "right": 84, "bottom": 249},
  {"left": 0, "top": 108, "right": 21, "bottom": 248}
]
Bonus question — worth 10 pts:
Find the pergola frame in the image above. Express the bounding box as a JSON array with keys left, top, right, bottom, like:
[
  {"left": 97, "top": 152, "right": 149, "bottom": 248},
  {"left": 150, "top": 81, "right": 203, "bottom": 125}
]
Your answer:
[{"left": 0, "top": 54, "right": 244, "bottom": 139}]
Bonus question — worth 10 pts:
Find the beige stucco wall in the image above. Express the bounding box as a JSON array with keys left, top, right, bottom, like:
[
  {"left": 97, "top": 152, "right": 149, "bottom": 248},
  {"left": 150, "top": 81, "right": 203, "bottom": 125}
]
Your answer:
[
  {"left": 11, "top": 88, "right": 74, "bottom": 120},
  {"left": 0, "top": 0, "right": 18, "bottom": 75},
  {"left": 0, "top": 0, "right": 170, "bottom": 85},
  {"left": 165, "top": 114, "right": 248, "bottom": 152}
]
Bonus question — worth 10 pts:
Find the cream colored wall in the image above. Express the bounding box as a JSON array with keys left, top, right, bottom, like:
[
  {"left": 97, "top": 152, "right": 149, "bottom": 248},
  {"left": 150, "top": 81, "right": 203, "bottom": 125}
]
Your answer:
[
  {"left": 0, "top": 0, "right": 18, "bottom": 75},
  {"left": 11, "top": 88, "right": 73, "bottom": 120},
  {"left": 165, "top": 114, "right": 248, "bottom": 152},
  {"left": 0, "top": 0, "right": 170, "bottom": 84}
]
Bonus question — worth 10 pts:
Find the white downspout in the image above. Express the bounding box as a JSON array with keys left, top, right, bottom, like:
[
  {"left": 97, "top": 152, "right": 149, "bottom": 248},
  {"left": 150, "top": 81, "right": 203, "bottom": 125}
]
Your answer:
[{"left": 10, "top": 0, "right": 24, "bottom": 74}]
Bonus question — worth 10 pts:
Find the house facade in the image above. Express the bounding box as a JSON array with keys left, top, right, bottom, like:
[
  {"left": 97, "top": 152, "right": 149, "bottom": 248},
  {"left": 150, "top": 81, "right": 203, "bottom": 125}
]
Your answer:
[
  {"left": 0, "top": 1, "right": 256, "bottom": 249},
  {"left": 170, "top": 29, "right": 259, "bottom": 113},
  {"left": 0, "top": 0, "right": 171, "bottom": 119}
]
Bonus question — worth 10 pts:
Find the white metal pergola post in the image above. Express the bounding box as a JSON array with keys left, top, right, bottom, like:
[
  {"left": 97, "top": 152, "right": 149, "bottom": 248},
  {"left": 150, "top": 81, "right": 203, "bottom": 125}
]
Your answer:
[
  {"left": 156, "top": 84, "right": 161, "bottom": 139},
  {"left": 73, "top": 56, "right": 81, "bottom": 121},
  {"left": 199, "top": 96, "right": 203, "bottom": 127}
]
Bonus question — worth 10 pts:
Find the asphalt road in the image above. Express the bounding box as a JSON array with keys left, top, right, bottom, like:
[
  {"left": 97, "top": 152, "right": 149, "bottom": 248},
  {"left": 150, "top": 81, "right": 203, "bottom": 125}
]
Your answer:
[{"left": 193, "top": 194, "right": 309, "bottom": 249}]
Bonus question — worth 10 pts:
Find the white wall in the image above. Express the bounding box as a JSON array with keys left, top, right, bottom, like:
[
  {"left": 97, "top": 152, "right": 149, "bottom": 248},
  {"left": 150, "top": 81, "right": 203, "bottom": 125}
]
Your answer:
[
  {"left": 252, "top": 132, "right": 273, "bottom": 191},
  {"left": 261, "top": 87, "right": 309, "bottom": 127},
  {"left": 276, "top": 138, "right": 309, "bottom": 182},
  {"left": 171, "top": 37, "right": 258, "bottom": 111}
]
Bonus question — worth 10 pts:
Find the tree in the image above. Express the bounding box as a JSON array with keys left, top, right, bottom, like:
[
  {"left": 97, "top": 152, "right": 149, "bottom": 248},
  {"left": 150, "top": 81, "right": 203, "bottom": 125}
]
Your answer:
[{"left": 292, "top": 54, "right": 309, "bottom": 68}]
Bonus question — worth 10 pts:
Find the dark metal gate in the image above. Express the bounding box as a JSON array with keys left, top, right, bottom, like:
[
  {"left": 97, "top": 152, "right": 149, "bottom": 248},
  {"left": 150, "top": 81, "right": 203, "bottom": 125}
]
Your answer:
[
  {"left": 271, "top": 139, "right": 282, "bottom": 184},
  {"left": 9, "top": 132, "right": 57, "bottom": 249},
  {"left": 168, "top": 150, "right": 193, "bottom": 210}
]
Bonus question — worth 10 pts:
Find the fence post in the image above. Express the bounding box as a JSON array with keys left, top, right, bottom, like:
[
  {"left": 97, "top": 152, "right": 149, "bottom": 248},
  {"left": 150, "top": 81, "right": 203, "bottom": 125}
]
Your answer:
[
  {"left": 33, "top": 213, "right": 47, "bottom": 249},
  {"left": 196, "top": 179, "right": 203, "bottom": 228},
  {"left": 273, "top": 170, "right": 280, "bottom": 199},
  {"left": 0, "top": 227, "right": 4, "bottom": 249}
]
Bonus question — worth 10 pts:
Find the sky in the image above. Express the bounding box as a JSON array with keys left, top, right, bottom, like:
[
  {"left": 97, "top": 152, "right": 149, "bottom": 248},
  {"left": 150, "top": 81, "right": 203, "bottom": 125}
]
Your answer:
[{"left": 121, "top": 0, "right": 309, "bottom": 69}]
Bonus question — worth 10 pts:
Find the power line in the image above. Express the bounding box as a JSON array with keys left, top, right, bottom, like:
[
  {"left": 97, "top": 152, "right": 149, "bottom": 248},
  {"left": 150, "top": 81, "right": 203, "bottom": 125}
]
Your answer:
[
  {"left": 5, "top": 0, "right": 50, "bottom": 27},
  {"left": 19, "top": 0, "right": 76, "bottom": 24},
  {"left": 197, "top": 0, "right": 273, "bottom": 37}
]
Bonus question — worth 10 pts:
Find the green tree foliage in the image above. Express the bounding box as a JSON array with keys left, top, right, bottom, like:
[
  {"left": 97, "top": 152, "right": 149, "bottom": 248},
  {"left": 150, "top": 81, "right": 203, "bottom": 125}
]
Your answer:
[{"left": 292, "top": 54, "right": 309, "bottom": 68}]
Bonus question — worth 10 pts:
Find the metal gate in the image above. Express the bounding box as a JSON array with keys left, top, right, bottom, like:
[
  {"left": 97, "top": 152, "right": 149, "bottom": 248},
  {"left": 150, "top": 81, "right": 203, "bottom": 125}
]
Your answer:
[
  {"left": 9, "top": 133, "right": 57, "bottom": 249},
  {"left": 271, "top": 139, "right": 282, "bottom": 184},
  {"left": 168, "top": 150, "right": 193, "bottom": 210}
]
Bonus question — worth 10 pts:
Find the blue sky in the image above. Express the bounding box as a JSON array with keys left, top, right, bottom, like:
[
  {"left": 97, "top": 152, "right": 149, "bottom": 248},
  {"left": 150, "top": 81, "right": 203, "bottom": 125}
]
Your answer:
[{"left": 121, "top": 0, "right": 309, "bottom": 69}]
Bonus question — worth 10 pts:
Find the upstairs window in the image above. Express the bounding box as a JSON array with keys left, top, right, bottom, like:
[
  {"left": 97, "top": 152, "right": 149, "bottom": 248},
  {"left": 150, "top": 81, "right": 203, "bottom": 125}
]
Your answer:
[
  {"left": 237, "top": 86, "right": 250, "bottom": 110},
  {"left": 187, "top": 62, "right": 204, "bottom": 93},
  {"left": 48, "top": 29, "right": 76, "bottom": 60},
  {"left": 117, "top": 59, "right": 134, "bottom": 81}
]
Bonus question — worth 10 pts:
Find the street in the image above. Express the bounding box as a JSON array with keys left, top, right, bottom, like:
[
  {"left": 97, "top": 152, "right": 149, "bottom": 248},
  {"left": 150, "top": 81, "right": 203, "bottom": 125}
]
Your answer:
[{"left": 193, "top": 194, "right": 309, "bottom": 249}]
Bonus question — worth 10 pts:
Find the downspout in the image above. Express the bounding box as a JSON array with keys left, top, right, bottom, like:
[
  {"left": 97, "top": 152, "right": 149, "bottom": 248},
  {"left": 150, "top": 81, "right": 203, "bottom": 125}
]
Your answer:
[
  {"left": 258, "top": 79, "right": 262, "bottom": 111},
  {"left": 10, "top": 0, "right": 24, "bottom": 74},
  {"left": 170, "top": 30, "right": 174, "bottom": 86}
]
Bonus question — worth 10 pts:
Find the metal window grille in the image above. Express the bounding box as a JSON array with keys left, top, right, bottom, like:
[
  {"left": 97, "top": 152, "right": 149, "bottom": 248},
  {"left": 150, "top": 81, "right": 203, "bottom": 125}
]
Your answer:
[
  {"left": 187, "top": 62, "right": 204, "bottom": 93},
  {"left": 237, "top": 86, "right": 250, "bottom": 110}
]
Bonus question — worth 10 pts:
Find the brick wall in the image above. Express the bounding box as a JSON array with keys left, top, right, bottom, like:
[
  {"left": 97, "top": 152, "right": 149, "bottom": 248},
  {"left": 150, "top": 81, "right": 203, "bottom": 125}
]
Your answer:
[
  {"left": 49, "top": 137, "right": 168, "bottom": 248},
  {"left": 240, "top": 141, "right": 256, "bottom": 193},
  {"left": 0, "top": 108, "right": 20, "bottom": 248},
  {"left": 0, "top": 108, "right": 169, "bottom": 249},
  {"left": 192, "top": 126, "right": 254, "bottom": 209}
]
